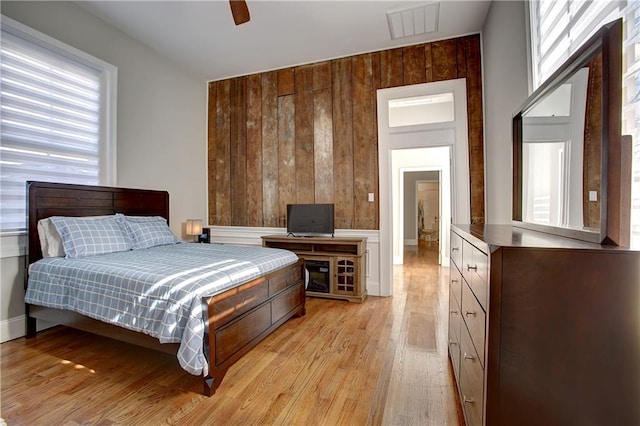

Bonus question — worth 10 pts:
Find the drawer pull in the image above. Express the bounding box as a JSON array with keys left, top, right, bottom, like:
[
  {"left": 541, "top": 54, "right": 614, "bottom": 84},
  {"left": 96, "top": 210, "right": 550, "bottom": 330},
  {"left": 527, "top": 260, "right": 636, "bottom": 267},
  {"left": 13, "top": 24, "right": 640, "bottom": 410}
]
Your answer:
[
  {"left": 450, "top": 310, "right": 459, "bottom": 315},
  {"left": 449, "top": 340, "right": 458, "bottom": 346},
  {"left": 467, "top": 264, "right": 478, "bottom": 271},
  {"left": 451, "top": 279, "right": 458, "bottom": 283},
  {"left": 463, "top": 396, "right": 475, "bottom": 404},
  {"left": 464, "top": 352, "right": 475, "bottom": 360},
  {"left": 465, "top": 310, "right": 476, "bottom": 317},
  {"left": 452, "top": 247, "right": 459, "bottom": 252}
]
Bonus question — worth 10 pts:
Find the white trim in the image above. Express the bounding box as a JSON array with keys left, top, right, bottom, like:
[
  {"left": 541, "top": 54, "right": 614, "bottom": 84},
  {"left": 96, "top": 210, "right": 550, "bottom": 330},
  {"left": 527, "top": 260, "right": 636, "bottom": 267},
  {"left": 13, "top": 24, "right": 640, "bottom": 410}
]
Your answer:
[
  {"left": 377, "top": 79, "right": 470, "bottom": 296},
  {"left": 0, "top": 234, "right": 27, "bottom": 258},
  {"left": 100, "top": 63, "right": 118, "bottom": 186},
  {"left": 398, "top": 164, "right": 449, "bottom": 265},
  {"left": 0, "top": 314, "right": 56, "bottom": 343}
]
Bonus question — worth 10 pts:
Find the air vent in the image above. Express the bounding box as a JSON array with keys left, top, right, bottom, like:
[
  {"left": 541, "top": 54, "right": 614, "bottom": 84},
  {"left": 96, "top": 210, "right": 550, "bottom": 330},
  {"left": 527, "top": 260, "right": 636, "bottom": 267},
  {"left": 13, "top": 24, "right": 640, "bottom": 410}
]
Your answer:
[{"left": 386, "top": 2, "right": 439, "bottom": 40}]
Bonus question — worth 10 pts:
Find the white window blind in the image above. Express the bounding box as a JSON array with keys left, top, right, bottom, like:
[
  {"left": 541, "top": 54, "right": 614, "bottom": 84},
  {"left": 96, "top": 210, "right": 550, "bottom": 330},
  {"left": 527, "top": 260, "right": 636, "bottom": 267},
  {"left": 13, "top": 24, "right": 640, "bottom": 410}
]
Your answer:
[
  {"left": 0, "top": 17, "right": 116, "bottom": 233},
  {"left": 530, "top": 0, "right": 624, "bottom": 89}
]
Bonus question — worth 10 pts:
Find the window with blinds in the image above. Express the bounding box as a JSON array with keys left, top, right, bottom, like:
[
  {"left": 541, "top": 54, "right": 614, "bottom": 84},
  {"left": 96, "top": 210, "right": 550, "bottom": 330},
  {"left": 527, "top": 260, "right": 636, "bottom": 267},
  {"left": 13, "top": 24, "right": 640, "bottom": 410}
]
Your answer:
[
  {"left": 0, "top": 16, "right": 116, "bottom": 233},
  {"left": 530, "top": 0, "right": 623, "bottom": 89},
  {"left": 529, "top": 0, "right": 640, "bottom": 248}
]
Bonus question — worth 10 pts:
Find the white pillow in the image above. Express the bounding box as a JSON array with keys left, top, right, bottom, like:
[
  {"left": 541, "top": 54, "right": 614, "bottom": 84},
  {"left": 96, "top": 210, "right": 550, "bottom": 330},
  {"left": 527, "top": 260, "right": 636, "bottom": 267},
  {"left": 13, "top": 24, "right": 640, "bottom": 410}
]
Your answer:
[
  {"left": 37, "top": 215, "right": 114, "bottom": 258},
  {"left": 37, "top": 218, "right": 64, "bottom": 258}
]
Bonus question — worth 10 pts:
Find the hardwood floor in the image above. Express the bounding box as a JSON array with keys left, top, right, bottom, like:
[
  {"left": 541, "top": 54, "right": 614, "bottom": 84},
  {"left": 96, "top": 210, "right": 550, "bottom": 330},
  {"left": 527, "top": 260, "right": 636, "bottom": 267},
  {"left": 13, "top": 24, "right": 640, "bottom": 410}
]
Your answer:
[{"left": 1, "top": 242, "right": 463, "bottom": 425}]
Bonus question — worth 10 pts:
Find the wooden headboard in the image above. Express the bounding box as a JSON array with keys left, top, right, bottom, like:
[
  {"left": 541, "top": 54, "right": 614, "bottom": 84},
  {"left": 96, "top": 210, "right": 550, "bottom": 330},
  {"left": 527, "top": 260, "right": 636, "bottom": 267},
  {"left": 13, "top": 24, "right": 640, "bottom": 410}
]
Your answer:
[{"left": 27, "top": 181, "right": 170, "bottom": 264}]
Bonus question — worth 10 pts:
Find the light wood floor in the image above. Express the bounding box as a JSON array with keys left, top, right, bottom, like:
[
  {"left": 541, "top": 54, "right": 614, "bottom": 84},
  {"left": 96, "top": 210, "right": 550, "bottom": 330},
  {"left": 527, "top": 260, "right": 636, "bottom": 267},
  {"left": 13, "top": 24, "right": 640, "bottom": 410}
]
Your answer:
[{"left": 1, "top": 242, "right": 463, "bottom": 425}]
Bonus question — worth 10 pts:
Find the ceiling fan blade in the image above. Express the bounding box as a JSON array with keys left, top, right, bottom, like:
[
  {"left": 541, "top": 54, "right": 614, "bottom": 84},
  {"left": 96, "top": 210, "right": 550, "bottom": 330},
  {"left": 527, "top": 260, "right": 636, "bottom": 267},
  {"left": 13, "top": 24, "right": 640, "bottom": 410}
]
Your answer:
[{"left": 230, "top": 0, "right": 250, "bottom": 26}]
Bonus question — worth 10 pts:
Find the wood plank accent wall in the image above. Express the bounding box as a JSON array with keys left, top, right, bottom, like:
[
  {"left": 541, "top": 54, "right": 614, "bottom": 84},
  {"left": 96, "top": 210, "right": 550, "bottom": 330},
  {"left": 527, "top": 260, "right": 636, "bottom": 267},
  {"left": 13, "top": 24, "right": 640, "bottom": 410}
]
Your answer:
[{"left": 208, "top": 34, "right": 484, "bottom": 229}]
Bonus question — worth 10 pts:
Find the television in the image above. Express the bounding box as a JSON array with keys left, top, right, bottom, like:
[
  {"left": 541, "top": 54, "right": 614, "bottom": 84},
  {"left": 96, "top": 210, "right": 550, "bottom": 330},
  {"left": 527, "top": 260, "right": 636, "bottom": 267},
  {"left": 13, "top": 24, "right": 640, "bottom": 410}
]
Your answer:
[{"left": 286, "top": 204, "right": 334, "bottom": 237}]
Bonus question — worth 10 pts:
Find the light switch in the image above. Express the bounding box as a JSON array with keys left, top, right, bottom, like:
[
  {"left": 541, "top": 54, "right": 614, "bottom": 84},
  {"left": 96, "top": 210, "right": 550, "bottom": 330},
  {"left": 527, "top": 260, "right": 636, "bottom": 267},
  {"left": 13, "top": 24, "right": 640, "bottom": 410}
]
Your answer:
[
  {"left": 368, "top": 193, "right": 375, "bottom": 202},
  {"left": 589, "top": 191, "right": 598, "bottom": 202}
]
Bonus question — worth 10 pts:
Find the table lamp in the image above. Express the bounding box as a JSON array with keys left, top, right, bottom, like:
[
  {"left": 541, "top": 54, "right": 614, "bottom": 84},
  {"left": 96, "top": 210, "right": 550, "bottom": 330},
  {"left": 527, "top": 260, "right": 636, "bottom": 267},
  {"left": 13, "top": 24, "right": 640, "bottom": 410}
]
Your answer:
[{"left": 186, "top": 219, "right": 203, "bottom": 242}]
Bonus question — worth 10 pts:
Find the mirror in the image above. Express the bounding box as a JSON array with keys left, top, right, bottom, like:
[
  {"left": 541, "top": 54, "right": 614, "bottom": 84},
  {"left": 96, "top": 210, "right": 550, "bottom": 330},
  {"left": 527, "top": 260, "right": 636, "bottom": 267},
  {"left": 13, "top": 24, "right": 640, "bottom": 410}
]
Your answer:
[{"left": 513, "top": 18, "right": 624, "bottom": 245}]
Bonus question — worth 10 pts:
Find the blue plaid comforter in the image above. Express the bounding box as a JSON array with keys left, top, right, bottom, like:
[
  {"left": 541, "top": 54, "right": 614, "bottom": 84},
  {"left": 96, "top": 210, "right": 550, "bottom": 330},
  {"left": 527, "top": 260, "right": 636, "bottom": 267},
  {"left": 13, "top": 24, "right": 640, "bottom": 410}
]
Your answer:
[{"left": 25, "top": 243, "right": 298, "bottom": 376}]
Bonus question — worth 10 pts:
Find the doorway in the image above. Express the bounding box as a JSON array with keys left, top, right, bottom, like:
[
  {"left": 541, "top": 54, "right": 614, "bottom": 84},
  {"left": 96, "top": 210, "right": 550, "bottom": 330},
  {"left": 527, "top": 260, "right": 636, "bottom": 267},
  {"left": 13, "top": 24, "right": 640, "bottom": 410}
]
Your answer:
[
  {"left": 377, "top": 79, "right": 470, "bottom": 297},
  {"left": 416, "top": 176, "right": 440, "bottom": 246},
  {"left": 393, "top": 147, "right": 450, "bottom": 266}
]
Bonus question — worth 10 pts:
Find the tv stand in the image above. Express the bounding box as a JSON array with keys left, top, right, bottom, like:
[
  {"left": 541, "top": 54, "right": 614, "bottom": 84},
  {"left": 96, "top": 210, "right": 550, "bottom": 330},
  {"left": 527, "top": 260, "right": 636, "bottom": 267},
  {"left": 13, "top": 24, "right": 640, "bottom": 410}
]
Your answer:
[{"left": 261, "top": 235, "right": 367, "bottom": 303}]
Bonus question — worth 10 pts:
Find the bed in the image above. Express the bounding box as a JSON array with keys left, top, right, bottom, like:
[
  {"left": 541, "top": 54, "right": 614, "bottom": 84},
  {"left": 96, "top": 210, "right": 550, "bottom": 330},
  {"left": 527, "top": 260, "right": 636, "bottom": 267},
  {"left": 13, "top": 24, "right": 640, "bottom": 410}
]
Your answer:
[{"left": 24, "top": 181, "right": 306, "bottom": 396}]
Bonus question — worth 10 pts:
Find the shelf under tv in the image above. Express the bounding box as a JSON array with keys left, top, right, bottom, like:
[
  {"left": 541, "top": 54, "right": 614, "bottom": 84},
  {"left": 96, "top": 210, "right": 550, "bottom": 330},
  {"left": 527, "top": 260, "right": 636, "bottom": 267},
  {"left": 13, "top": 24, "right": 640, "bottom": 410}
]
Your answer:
[{"left": 261, "top": 234, "right": 367, "bottom": 303}]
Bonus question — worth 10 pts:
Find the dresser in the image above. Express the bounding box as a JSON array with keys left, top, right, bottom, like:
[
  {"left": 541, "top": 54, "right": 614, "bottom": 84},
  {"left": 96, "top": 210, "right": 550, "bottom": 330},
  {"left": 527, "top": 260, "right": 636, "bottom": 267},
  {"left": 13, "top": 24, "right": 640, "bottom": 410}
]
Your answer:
[{"left": 448, "top": 224, "right": 640, "bottom": 426}]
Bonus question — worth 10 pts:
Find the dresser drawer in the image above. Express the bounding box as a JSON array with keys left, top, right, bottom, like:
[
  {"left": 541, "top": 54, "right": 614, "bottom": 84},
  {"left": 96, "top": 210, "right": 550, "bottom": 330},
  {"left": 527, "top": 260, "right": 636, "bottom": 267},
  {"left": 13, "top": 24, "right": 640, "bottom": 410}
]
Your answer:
[
  {"left": 450, "top": 231, "right": 463, "bottom": 270},
  {"left": 462, "top": 239, "right": 488, "bottom": 310},
  {"left": 462, "top": 281, "right": 486, "bottom": 368},
  {"left": 460, "top": 325, "right": 484, "bottom": 426},
  {"left": 450, "top": 260, "right": 463, "bottom": 307}
]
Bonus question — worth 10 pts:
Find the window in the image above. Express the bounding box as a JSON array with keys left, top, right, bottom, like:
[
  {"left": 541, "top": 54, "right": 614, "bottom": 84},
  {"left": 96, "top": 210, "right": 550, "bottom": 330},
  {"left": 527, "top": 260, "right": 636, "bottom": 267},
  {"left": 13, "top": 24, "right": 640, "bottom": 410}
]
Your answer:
[
  {"left": 388, "top": 92, "right": 454, "bottom": 127},
  {"left": 621, "top": 3, "right": 640, "bottom": 248},
  {"left": 529, "top": 1, "right": 640, "bottom": 249},
  {"left": 0, "top": 16, "right": 116, "bottom": 233},
  {"left": 529, "top": 0, "right": 623, "bottom": 89}
]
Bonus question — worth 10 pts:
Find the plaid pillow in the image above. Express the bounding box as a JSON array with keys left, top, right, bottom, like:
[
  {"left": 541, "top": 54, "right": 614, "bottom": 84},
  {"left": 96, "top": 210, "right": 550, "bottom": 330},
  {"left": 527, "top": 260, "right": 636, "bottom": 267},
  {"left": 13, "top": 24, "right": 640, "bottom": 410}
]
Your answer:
[
  {"left": 119, "top": 215, "right": 179, "bottom": 249},
  {"left": 50, "top": 216, "right": 132, "bottom": 259}
]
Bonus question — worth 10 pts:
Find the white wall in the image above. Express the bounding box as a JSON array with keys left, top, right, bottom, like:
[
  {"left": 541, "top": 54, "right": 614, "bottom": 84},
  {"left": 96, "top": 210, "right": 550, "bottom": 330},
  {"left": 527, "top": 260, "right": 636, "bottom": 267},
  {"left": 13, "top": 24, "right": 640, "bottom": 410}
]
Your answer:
[
  {"left": 482, "top": 1, "right": 529, "bottom": 224},
  {"left": 0, "top": 1, "right": 207, "bottom": 341}
]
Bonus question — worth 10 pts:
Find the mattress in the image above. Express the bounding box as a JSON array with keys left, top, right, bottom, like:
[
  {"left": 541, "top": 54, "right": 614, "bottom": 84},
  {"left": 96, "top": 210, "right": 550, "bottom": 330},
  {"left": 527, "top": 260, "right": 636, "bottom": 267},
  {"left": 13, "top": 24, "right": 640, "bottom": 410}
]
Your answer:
[{"left": 25, "top": 243, "right": 299, "bottom": 375}]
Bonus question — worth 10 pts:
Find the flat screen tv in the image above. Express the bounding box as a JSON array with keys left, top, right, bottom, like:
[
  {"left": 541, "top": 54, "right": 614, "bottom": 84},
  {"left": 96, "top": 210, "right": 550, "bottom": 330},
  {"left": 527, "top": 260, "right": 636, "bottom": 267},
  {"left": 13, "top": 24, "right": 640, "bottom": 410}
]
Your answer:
[{"left": 286, "top": 204, "right": 334, "bottom": 237}]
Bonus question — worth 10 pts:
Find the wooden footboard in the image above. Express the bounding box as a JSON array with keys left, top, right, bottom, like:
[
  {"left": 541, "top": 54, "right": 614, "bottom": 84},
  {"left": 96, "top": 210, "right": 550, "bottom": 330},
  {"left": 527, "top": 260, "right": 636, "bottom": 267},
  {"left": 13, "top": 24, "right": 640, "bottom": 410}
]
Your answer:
[
  {"left": 203, "top": 258, "right": 306, "bottom": 395},
  {"left": 26, "top": 259, "right": 306, "bottom": 396}
]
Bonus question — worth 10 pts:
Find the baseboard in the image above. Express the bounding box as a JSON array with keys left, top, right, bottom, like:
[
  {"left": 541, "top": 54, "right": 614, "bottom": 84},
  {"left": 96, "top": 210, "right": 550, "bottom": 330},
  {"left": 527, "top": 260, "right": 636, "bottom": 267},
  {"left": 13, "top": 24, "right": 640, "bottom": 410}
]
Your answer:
[
  {"left": 1, "top": 315, "right": 26, "bottom": 342},
  {"left": 1, "top": 314, "right": 56, "bottom": 343}
]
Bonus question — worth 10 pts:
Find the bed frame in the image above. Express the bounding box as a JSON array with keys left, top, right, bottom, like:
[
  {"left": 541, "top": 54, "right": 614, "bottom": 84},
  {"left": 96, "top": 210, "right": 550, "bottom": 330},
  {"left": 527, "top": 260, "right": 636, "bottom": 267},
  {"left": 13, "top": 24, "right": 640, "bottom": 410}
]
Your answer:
[{"left": 24, "top": 181, "right": 306, "bottom": 396}]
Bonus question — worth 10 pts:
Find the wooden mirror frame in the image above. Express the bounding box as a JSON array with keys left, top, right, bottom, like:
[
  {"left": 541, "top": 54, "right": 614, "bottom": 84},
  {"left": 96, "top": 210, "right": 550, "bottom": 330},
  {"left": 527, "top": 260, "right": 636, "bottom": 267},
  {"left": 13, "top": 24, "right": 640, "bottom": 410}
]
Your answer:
[{"left": 512, "top": 18, "right": 626, "bottom": 246}]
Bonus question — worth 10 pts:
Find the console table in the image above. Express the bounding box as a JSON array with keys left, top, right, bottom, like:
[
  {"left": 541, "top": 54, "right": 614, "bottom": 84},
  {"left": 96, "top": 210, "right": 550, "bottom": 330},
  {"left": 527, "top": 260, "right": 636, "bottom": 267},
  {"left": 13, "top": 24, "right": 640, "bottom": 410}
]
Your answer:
[{"left": 261, "top": 235, "right": 367, "bottom": 303}]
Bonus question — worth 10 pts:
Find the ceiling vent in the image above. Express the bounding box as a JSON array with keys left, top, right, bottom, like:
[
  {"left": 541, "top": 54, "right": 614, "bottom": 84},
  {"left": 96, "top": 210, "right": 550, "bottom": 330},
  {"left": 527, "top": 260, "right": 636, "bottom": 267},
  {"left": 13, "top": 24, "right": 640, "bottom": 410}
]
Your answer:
[{"left": 386, "top": 2, "right": 440, "bottom": 40}]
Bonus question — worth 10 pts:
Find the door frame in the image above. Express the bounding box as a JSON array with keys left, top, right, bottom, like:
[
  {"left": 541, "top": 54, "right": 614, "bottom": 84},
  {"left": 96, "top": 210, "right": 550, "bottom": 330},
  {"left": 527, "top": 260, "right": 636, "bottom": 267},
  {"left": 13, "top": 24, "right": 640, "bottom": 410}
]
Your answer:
[
  {"left": 377, "top": 79, "right": 470, "bottom": 296},
  {"left": 415, "top": 175, "right": 442, "bottom": 262}
]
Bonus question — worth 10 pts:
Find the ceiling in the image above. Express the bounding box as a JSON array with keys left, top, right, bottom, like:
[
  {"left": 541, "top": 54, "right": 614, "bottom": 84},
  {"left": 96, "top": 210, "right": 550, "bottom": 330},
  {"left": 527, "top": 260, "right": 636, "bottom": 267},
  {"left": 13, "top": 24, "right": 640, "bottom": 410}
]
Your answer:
[{"left": 77, "top": 1, "right": 492, "bottom": 81}]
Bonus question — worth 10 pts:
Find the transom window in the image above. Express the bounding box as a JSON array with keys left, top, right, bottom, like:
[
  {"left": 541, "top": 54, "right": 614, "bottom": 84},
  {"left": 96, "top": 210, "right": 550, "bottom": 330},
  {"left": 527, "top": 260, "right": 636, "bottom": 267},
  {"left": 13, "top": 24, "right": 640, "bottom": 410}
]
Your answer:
[{"left": 388, "top": 92, "right": 454, "bottom": 127}]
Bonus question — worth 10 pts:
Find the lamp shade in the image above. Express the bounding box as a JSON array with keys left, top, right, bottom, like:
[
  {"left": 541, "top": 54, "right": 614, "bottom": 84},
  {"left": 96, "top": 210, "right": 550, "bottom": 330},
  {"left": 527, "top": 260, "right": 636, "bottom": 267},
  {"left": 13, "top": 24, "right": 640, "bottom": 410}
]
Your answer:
[{"left": 186, "top": 219, "right": 203, "bottom": 236}]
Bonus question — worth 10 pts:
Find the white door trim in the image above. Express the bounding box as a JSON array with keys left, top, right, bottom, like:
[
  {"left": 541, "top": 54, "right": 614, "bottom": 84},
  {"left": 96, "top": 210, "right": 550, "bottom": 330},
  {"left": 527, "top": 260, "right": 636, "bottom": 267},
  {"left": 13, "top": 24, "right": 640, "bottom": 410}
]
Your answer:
[{"left": 377, "top": 79, "right": 470, "bottom": 296}]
